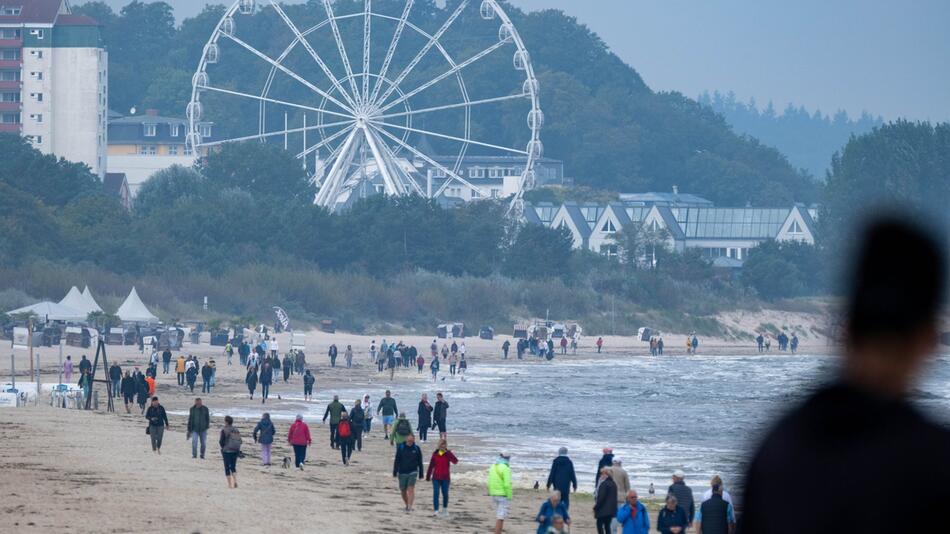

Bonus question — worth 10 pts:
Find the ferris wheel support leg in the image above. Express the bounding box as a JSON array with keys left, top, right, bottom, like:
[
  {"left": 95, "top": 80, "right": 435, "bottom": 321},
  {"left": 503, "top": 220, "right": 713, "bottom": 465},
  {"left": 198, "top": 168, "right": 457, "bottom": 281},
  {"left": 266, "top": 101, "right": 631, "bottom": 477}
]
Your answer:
[
  {"left": 315, "top": 129, "right": 360, "bottom": 208},
  {"left": 362, "top": 127, "right": 404, "bottom": 196}
]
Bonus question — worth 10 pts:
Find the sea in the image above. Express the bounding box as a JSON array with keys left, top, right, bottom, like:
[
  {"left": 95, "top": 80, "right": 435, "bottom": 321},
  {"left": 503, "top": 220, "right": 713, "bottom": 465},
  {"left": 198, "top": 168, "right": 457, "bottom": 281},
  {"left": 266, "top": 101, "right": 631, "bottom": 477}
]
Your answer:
[{"left": 210, "top": 351, "right": 950, "bottom": 501}]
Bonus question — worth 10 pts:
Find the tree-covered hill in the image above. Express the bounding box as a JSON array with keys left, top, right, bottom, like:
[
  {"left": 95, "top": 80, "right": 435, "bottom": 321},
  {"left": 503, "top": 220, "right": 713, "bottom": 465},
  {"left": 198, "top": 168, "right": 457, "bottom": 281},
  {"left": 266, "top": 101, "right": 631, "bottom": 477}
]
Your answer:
[{"left": 74, "top": 0, "right": 818, "bottom": 205}]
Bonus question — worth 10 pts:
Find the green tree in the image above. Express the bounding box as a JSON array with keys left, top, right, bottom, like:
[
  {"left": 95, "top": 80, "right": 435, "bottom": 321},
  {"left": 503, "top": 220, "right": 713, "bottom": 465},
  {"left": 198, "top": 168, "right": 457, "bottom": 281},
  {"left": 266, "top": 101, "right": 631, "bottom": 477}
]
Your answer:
[
  {"left": 134, "top": 165, "right": 205, "bottom": 215},
  {"left": 502, "top": 224, "right": 574, "bottom": 279},
  {"left": 199, "top": 142, "right": 314, "bottom": 203}
]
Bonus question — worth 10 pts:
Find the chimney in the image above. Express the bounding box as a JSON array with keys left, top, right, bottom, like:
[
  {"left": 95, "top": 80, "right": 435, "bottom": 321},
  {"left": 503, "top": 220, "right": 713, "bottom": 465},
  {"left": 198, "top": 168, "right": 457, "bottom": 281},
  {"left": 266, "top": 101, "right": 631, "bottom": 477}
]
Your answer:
[
  {"left": 672, "top": 185, "right": 679, "bottom": 195},
  {"left": 145, "top": 109, "right": 159, "bottom": 117}
]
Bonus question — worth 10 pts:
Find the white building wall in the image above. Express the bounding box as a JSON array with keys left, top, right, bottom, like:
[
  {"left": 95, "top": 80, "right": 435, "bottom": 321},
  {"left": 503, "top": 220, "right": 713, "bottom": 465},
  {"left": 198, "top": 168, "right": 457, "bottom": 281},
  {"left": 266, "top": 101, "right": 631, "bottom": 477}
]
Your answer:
[
  {"left": 49, "top": 46, "right": 106, "bottom": 177},
  {"left": 20, "top": 45, "right": 53, "bottom": 151},
  {"left": 108, "top": 154, "right": 198, "bottom": 196}
]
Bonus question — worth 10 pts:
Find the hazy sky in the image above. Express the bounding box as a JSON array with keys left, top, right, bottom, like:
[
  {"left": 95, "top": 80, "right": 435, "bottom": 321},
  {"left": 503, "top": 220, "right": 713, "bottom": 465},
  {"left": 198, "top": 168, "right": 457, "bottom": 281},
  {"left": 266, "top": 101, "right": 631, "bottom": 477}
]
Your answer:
[{"left": 98, "top": 0, "right": 950, "bottom": 122}]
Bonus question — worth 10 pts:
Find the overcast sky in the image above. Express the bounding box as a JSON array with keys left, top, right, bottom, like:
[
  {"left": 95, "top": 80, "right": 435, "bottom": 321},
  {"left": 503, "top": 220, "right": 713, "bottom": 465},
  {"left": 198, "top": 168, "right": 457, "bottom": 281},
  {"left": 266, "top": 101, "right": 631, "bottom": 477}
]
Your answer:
[{"left": 97, "top": 0, "right": 950, "bottom": 121}]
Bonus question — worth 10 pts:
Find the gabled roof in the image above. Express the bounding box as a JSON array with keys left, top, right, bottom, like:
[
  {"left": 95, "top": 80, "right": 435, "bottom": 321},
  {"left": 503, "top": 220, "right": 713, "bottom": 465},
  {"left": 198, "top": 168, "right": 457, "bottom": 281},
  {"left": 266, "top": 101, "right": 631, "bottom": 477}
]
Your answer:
[
  {"left": 619, "top": 192, "right": 713, "bottom": 207},
  {"left": 0, "top": 0, "right": 64, "bottom": 24},
  {"left": 796, "top": 205, "right": 818, "bottom": 236},
  {"left": 655, "top": 206, "right": 685, "bottom": 239},
  {"left": 561, "top": 203, "right": 592, "bottom": 240},
  {"left": 7, "top": 301, "right": 86, "bottom": 322},
  {"left": 608, "top": 203, "right": 632, "bottom": 227},
  {"left": 521, "top": 203, "right": 543, "bottom": 225},
  {"left": 103, "top": 173, "right": 128, "bottom": 195}
]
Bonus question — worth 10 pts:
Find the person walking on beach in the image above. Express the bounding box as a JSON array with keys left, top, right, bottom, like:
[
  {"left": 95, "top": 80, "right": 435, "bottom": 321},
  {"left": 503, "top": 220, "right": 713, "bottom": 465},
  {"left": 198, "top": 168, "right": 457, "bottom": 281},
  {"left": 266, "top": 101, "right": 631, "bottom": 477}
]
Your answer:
[
  {"left": 109, "top": 361, "right": 122, "bottom": 398},
  {"left": 283, "top": 353, "right": 293, "bottom": 382},
  {"left": 225, "top": 342, "right": 233, "bottom": 366},
  {"left": 136, "top": 373, "right": 149, "bottom": 414},
  {"left": 328, "top": 344, "right": 338, "bottom": 367},
  {"left": 185, "top": 362, "right": 198, "bottom": 393},
  {"left": 145, "top": 396, "right": 169, "bottom": 454},
  {"left": 593, "top": 466, "right": 618, "bottom": 534},
  {"left": 187, "top": 397, "right": 210, "bottom": 459},
  {"left": 287, "top": 414, "right": 312, "bottom": 470},
  {"left": 595, "top": 448, "right": 614, "bottom": 487},
  {"left": 502, "top": 339, "right": 510, "bottom": 359},
  {"left": 417, "top": 393, "right": 433, "bottom": 443},
  {"left": 344, "top": 345, "right": 354, "bottom": 368},
  {"left": 391, "top": 412, "right": 412, "bottom": 447},
  {"left": 416, "top": 352, "right": 425, "bottom": 373},
  {"left": 349, "top": 399, "right": 365, "bottom": 452},
  {"left": 323, "top": 395, "right": 346, "bottom": 449},
  {"left": 63, "top": 355, "right": 74, "bottom": 382},
  {"left": 667, "top": 470, "right": 694, "bottom": 531},
  {"left": 701, "top": 475, "right": 733, "bottom": 505},
  {"left": 387, "top": 349, "right": 397, "bottom": 380},
  {"left": 611, "top": 459, "right": 631, "bottom": 532},
  {"left": 121, "top": 371, "right": 136, "bottom": 413},
  {"left": 695, "top": 483, "right": 734, "bottom": 534},
  {"left": 448, "top": 351, "right": 457, "bottom": 377},
  {"left": 144, "top": 374, "right": 156, "bottom": 397},
  {"left": 201, "top": 361, "right": 213, "bottom": 393},
  {"left": 303, "top": 370, "right": 315, "bottom": 401},
  {"left": 658, "top": 495, "right": 688, "bottom": 534},
  {"left": 433, "top": 392, "right": 449, "bottom": 440},
  {"left": 430, "top": 356, "right": 440, "bottom": 382},
  {"left": 175, "top": 354, "right": 186, "bottom": 386},
  {"left": 245, "top": 367, "right": 258, "bottom": 400},
  {"left": 161, "top": 348, "right": 172, "bottom": 374},
  {"left": 536, "top": 490, "right": 571, "bottom": 534},
  {"left": 393, "top": 432, "right": 424, "bottom": 512},
  {"left": 219, "top": 415, "right": 242, "bottom": 488},
  {"left": 77, "top": 369, "right": 92, "bottom": 405},
  {"left": 337, "top": 411, "right": 354, "bottom": 465},
  {"left": 259, "top": 362, "right": 273, "bottom": 404},
  {"left": 377, "top": 390, "right": 398, "bottom": 440},
  {"left": 253, "top": 413, "right": 276, "bottom": 467},
  {"left": 546, "top": 447, "right": 578, "bottom": 509},
  {"left": 487, "top": 453, "right": 513, "bottom": 534},
  {"left": 616, "top": 489, "right": 649, "bottom": 534},
  {"left": 426, "top": 438, "right": 458, "bottom": 517},
  {"left": 79, "top": 354, "right": 91, "bottom": 375},
  {"left": 458, "top": 355, "right": 467, "bottom": 380},
  {"left": 362, "top": 394, "right": 373, "bottom": 434},
  {"left": 596, "top": 337, "right": 604, "bottom": 353}
]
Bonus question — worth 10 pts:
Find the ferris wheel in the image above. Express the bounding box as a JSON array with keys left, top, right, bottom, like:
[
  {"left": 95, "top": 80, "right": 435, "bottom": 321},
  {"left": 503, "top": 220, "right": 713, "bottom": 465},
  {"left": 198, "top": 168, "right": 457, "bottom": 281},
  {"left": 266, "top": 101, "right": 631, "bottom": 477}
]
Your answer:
[{"left": 187, "top": 0, "right": 543, "bottom": 213}]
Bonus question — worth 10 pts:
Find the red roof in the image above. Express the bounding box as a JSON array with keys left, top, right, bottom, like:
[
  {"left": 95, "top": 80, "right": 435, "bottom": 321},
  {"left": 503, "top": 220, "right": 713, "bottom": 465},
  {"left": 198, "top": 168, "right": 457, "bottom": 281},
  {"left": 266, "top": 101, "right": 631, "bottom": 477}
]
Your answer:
[{"left": 0, "top": 0, "right": 65, "bottom": 24}]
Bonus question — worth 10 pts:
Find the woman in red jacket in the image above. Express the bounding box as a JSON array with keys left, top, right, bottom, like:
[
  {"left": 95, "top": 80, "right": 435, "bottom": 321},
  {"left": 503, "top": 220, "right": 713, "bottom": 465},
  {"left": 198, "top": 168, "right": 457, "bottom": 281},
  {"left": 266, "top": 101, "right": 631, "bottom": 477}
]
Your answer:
[
  {"left": 287, "top": 414, "right": 312, "bottom": 470},
  {"left": 425, "top": 438, "right": 459, "bottom": 517}
]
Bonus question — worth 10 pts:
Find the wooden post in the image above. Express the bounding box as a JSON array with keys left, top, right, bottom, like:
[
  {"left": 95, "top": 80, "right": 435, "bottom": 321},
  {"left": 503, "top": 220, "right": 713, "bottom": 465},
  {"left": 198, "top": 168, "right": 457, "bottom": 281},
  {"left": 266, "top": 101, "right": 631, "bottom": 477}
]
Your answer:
[{"left": 27, "top": 317, "right": 34, "bottom": 378}]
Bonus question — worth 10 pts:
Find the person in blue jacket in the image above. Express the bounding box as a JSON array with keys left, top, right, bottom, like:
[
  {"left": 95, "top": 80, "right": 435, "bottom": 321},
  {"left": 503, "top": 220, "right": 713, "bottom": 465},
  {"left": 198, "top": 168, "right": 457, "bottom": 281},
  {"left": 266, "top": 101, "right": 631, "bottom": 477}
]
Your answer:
[
  {"left": 545, "top": 447, "right": 578, "bottom": 508},
  {"left": 535, "top": 490, "right": 571, "bottom": 534},
  {"left": 616, "top": 489, "right": 650, "bottom": 534}
]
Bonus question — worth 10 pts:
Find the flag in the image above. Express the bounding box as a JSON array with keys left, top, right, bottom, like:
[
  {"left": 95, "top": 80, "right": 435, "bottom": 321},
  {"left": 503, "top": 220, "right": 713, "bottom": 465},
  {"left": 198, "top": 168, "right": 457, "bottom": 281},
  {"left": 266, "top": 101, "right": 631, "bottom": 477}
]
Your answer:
[{"left": 273, "top": 307, "right": 290, "bottom": 331}]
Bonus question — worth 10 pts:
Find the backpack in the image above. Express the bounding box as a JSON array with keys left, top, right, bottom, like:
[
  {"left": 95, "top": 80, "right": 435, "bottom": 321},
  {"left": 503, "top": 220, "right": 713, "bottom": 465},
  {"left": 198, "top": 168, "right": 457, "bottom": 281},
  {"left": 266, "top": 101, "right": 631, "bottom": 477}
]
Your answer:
[
  {"left": 395, "top": 419, "right": 411, "bottom": 436},
  {"left": 223, "top": 427, "right": 243, "bottom": 452},
  {"left": 338, "top": 421, "right": 351, "bottom": 438}
]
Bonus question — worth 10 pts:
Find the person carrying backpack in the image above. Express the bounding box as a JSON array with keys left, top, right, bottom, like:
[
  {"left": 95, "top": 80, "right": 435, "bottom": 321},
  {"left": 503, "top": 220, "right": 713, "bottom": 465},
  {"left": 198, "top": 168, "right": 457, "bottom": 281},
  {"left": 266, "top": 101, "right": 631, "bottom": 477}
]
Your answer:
[
  {"left": 337, "top": 411, "right": 354, "bottom": 465},
  {"left": 323, "top": 395, "right": 346, "bottom": 449},
  {"left": 391, "top": 412, "right": 412, "bottom": 447},
  {"left": 303, "top": 370, "right": 315, "bottom": 401},
  {"left": 219, "top": 415, "right": 242, "bottom": 489}
]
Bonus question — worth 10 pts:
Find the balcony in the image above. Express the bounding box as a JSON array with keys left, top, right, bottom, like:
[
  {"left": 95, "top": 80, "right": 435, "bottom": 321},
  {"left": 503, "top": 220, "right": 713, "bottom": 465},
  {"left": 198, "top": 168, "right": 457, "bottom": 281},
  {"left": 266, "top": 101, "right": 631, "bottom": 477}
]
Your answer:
[
  {"left": 0, "top": 59, "right": 22, "bottom": 69},
  {"left": 0, "top": 123, "right": 21, "bottom": 133},
  {"left": 0, "top": 39, "right": 22, "bottom": 48},
  {"left": 0, "top": 80, "right": 20, "bottom": 90},
  {"left": 0, "top": 101, "right": 20, "bottom": 112}
]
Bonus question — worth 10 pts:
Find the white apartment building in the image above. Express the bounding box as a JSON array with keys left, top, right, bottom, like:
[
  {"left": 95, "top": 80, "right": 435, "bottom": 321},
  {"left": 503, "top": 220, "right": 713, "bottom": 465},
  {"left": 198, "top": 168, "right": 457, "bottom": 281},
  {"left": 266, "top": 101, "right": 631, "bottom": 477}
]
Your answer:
[{"left": 0, "top": 0, "right": 107, "bottom": 177}]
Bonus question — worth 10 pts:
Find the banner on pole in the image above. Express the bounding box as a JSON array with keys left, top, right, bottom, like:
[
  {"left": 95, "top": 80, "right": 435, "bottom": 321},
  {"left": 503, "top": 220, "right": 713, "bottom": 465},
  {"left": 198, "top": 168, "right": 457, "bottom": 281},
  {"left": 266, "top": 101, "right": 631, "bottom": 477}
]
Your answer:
[{"left": 273, "top": 306, "right": 290, "bottom": 331}]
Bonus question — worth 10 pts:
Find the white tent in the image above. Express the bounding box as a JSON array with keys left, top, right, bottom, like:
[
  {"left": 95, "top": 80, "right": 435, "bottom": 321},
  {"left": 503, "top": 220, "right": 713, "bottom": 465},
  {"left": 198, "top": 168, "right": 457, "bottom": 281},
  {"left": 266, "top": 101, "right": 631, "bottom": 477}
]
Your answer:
[
  {"left": 6, "top": 301, "right": 86, "bottom": 322},
  {"left": 116, "top": 287, "right": 159, "bottom": 323},
  {"left": 59, "top": 287, "right": 93, "bottom": 317},
  {"left": 81, "top": 286, "right": 103, "bottom": 314}
]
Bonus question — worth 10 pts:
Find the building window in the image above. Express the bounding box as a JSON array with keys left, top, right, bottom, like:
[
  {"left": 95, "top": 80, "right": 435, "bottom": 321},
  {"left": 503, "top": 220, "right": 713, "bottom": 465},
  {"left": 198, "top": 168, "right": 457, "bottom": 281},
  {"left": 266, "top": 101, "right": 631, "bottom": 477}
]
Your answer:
[
  {"left": 199, "top": 124, "right": 212, "bottom": 137},
  {"left": 29, "top": 29, "right": 44, "bottom": 40},
  {"left": 600, "top": 244, "right": 619, "bottom": 258},
  {"left": 0, "top": 29, "right": 20, "bottom": 39},
  {"left": 184, "top": 145, "right": 193, "bottom": 156},
  {"left": 170, "top": 124, "right": 180, "bottom": 137},
  {"left": 31, "top": 113, "right": 41, "bottom": 123},
  {"left": 789, "top": 220, "right": 802, "bottom": 234},
  {"left": 0, "top": 91, "right": 18, "bottom": 102},
  {"left": 471, "top": 189, "right": 478, "bottom": 199},
  {"left": 0, "top": 6, "right": 23, "bottom": 16},
  {"left": 143, "top": 123, "right": 157, "bottom": 137},
  {"left": 0, "top": 49, "right": 21, "bottom": 60},
  {"left": 650, "top": 220, "right": 659, "bottom": 232},
  {"left": 0, "top": 112, "right": 20, "bottom": 123},
  {"left": 29, "top": 71, "right": 42, "bottom": 80},
  {"left": 490, "top": 188, "right": 500, "bottom": 198},
  {"left": 601, "top": 220, "right": 617, "bottom": 233},
  {"left": 168, "top": 145, "right": 179, "bottom": 156},
  {"left": 29, "top": 92, "right": 41, "bottom": 102},
  {"left": 0, "top": 70, "right": 20, "bottom": 81},
  {"left": 29, "top": 50, "right": 42, "bottom": 59},
  {"left": 139, "top": 145, "right": 157, "bottom": 155}
]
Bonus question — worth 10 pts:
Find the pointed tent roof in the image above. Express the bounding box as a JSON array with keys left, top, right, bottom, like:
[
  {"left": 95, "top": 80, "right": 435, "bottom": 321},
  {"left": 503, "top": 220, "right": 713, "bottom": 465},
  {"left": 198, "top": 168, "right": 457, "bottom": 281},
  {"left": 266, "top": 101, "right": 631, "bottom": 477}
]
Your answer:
[
  {"left": 7, "top": 301, "right": 86, "bottom": 322},
  {"left": 81, "top": 286, "right": 103, "bottom": 314},
  {"left": 59, "top": 287, "right": 89, "bottom": 315},
  {"left": 116, "top": 287, "right": 159, "bottom": 323}
]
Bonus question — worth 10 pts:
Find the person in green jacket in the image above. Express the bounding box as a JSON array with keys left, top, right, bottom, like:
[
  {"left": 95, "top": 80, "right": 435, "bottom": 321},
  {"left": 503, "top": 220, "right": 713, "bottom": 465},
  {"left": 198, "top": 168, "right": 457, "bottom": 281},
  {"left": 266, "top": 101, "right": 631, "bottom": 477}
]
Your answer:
[
  {"left": 187, "top": 397, "right": 211, "bottom": 459},
  {"left": 323, "top": 395, "right": 346, "bottom": 450},
  {"left": 487, "top": 453, "right": 513, "bottom": 534},
  {"left": 390, "top": 412, "right": 413, "bottom": 447}
]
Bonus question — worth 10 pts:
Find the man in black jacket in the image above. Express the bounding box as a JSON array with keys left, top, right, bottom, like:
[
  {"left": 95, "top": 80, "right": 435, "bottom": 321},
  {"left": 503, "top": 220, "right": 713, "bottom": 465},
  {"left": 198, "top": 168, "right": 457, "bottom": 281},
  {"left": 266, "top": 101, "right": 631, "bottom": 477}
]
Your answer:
[
  {"left": 593, "top": 466, "right": 617, "bottom": 534},
  {"left": 432, "top": 392, "right": 449, "bottom": 440},
  {"left": 187, "top": 397, "right": 211, "bottom": 459},
  {"left": 108, "top": 362, "right": 122, "bottom": 398},
  {"left": 546, "top": 447, "right": 578, "bottom": 509},
  {"left": 740, "top": 218, "right": 950, "bottom": 534},
  {"left": 667, "top": 470, "right": 695, "bottom": 530},
  {"left": 392, "top": 433, "right": 424, "bottom": 512},
  {"left": 161, "top": 348, "right": 172, "bottom": 374},
  {"left": 144, "top": 396, "right": 169, "bottom": 453}
]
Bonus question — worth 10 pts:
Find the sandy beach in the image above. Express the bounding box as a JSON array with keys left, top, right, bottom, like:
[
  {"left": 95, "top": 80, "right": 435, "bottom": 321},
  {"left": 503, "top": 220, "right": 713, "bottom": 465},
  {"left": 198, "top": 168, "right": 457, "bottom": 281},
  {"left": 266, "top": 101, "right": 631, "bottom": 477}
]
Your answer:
[{"left": 0, "top": 327, "right": 834, "bottom": 533}]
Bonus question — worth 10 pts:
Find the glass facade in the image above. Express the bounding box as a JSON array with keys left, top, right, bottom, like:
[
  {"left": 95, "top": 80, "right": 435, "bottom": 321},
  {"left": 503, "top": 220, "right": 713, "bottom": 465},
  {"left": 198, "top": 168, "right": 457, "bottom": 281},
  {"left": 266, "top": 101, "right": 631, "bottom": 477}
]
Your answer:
[{"left": 676, "top": 208, "right": 790, "bottom": 239}]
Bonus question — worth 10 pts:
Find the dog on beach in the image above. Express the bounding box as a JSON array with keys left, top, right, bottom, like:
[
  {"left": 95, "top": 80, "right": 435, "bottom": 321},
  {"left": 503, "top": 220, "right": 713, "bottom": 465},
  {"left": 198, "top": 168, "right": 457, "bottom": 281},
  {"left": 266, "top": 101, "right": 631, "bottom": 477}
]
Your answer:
[{"left": 281, "top": 457, "right": 291, "bottom": 469}]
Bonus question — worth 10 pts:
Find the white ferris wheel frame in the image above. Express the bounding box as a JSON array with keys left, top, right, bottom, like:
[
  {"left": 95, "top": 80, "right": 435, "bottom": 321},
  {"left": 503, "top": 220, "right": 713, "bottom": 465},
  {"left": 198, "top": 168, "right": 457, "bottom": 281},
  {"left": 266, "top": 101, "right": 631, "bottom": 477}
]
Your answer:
[{"left": 187, "top": 0, "right": 543, "bottom": 213}]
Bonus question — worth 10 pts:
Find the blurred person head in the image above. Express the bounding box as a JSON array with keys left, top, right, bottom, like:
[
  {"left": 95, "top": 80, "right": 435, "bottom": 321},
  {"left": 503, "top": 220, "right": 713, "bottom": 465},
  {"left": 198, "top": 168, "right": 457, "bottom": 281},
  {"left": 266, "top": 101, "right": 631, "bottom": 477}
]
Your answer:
[
  {"left": 549, "top": 489, "right": 561, "bottom": 505},
  {"left": 665, "top": 494, "right": 678, "bottom": 511},
  {"left": 843, "top": 217, "right": 947, "bottom": 397},
  {"left": 551, "top": 515, "right": 566, "bottom": 531},
  {"left": 626, "top": 490, "right": 639, "bottom": 506}
]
